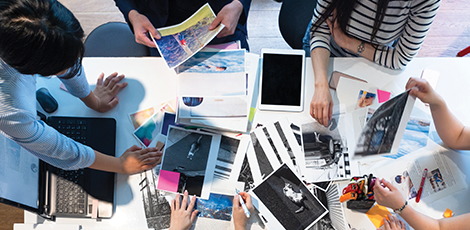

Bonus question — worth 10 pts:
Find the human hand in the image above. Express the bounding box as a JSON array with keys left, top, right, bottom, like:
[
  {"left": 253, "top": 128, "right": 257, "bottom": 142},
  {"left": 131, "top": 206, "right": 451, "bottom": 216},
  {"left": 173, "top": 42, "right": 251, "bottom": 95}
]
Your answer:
[
  {"left": 88, "top": 72, "right": 127, "bottom": 113},
  {"left": 209, "top": 0, "right": 243, "bottom": 38},
  {"left": 119, "top": 145, "right": 162, "bottom": 174},
  {"left": 233, "top": 192, "right": 254, "bottom": 230},
  {"left": 128, "top": 10, "right": 159, "bottom": 47},
  {"left": 326, "top": 11, "right": 352, "bottom": 49},
  {"left": 169, "top": 191, "right": 198, "bottom": 230},
  {"left": 373, "top": 178, "right": 406, "bottom": 211},
  {"left": 310, "top": 84, "right": 333, "bottom": 127},
  {"left": 405, "top": 77, "right": 444, "bottom": 106},
  {"left": 382, "top": 214, "right": 406, "bottom": 230}
]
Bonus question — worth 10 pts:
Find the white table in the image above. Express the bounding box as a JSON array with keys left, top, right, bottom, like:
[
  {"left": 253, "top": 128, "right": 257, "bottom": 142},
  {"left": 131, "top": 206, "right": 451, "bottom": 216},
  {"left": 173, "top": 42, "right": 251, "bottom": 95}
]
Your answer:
[{"left": 20, "top": 56, "right": 470, "bottom": 230}]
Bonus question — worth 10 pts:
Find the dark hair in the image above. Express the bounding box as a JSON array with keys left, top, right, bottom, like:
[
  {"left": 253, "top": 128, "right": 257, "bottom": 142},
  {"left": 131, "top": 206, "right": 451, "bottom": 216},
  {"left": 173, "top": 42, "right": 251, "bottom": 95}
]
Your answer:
[
  {"left": 0, "top": 0, "right": 84, "bottom": 77},
  {"left": 310, "top": 0, "right": 390, "bottom": 43}
]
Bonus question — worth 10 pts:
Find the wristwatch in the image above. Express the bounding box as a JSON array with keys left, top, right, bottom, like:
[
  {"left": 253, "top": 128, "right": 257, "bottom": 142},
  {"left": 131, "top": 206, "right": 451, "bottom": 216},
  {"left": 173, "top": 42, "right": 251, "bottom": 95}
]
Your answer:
[
  {"left": 393, "top": 200, "right": 408, "bottom": 214},
  {"left": 357, "top": 41, "right": 365, "bottom": 56}
]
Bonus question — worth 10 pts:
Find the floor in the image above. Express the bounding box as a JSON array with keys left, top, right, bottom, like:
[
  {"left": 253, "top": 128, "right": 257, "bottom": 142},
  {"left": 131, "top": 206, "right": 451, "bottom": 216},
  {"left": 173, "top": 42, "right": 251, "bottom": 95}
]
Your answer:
[{"left": 1, "top": 0, "right": 469, "bottom": 230}]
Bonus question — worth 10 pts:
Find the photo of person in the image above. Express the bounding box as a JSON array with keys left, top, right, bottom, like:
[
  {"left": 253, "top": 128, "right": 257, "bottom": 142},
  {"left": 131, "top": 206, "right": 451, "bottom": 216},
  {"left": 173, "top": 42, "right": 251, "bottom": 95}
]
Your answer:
[
  {"left": 393, "top": 170, "right": 418, "bottom": 200},
  {"left": 429, "top": 168, "right": 446, "bottom": 192},
  {"left": 252, "top": 164, "right": 328, "bottom": 230},
  {"left": 355, "top": 90, "right": 376, "bottom": 109}
]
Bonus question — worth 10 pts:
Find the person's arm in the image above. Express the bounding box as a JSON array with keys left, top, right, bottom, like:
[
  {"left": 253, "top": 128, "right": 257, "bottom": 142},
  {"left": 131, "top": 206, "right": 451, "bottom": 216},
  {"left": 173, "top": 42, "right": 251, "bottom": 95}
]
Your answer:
[
  {"left": 209, "top": 0, "right": 245, "bottom": 38},
  {"left": 233, "top": 192, "right": 254, "bottom": 230},
  {"left": 90, "top": 146, "right": 162, "bottom": 174},
  {"left": 328, "top": 0, "right": 440, "bottom": 70},
  {"left": 308, "top": 0, "right": 334, "bottom": 127},
  {"left": 168, "top": 191, "right": 198, "bottom": 230},
  {"left": 374, "top": 178, "right": 470, "bottom": 230},
  {"left": 406, "top": 77, "right": 470, "bottom": 150}
]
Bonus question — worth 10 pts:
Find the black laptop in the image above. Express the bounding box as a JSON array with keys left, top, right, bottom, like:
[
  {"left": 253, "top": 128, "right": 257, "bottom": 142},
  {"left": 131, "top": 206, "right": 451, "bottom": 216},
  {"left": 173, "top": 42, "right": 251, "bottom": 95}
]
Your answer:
[{"left": 0, "top": 116, "right": 116, "bottom": 220}]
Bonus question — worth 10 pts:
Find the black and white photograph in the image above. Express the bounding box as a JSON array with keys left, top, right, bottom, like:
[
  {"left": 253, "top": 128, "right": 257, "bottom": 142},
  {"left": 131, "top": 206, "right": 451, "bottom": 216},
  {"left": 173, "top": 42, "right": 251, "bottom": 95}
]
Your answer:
[
  {"left": 139, "top": 170, "right": 173, "bottom": 230},
  {"left": 237, "top": 155, "right": 255, "bottom": 192},
  {"left": 297, "top": 113, "right": 351, "bottom": 182},
  {"left": 250, "top": 132, "right": 274, "bottom": 179},
  {"left": 158, "top": 126, "right": 220, "bottom": 199},
  {"left": 251, "top": 164, "right": 328, "bottom": 230},
  {"left": 308, "top": 183, "right": 348, "bottom": 230},
  {"left": 355, "top": 91, "right": 415, "bottom": 156}
]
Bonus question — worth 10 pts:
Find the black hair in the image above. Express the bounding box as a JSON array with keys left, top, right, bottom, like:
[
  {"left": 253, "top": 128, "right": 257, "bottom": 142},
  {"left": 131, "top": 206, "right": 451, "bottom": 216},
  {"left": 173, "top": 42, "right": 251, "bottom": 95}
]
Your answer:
[
  {"left": 310, "top": 0, "right": 390, "bottom": 44},
  {"left": 0, "top": 0, "right": 84, "bottom": 77}
]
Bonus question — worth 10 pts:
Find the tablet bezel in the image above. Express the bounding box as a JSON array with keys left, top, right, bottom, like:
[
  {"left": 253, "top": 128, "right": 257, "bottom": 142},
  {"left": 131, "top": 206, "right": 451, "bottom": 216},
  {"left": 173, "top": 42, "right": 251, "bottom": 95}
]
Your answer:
[{"left": 258, "top": 48, "right": 305, "bottom": 112}]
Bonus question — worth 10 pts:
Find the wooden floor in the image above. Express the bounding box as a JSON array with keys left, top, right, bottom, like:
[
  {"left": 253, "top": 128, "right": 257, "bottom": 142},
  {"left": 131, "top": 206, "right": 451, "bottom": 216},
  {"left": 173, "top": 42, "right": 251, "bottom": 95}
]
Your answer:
[{"left": 1, "top": 1, "right": 469, "bottom": 230}]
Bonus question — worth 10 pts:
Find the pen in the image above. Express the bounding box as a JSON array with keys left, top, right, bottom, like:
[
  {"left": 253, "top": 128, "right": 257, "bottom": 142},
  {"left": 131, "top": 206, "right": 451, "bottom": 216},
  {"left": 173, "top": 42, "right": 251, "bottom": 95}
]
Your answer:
[
  {"left": 416, "top": 168, "right": 428, "bottom": 203},
  {"left": 235, "top": 188, "right": 251, "bottom": 218}
]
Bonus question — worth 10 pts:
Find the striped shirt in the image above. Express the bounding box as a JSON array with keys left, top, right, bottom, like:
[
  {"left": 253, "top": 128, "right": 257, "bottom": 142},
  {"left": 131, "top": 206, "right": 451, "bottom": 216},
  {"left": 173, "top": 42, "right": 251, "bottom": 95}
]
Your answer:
[
  {"left": 309, "top": 0, "right": 440, "bottom": 69},
  {"left": 0, "top": 59, "right": 95, "bottom": 170}
]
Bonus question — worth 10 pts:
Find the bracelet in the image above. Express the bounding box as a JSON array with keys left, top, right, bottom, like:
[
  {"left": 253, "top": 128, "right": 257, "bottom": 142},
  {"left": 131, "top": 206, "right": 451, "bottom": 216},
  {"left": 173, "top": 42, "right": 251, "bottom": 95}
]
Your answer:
[
  {"left": 393, "top": 200, "right": 408, "bottom": 214},
  {"left": 357, "top": 41, "right": 365, "bottom": 56}
]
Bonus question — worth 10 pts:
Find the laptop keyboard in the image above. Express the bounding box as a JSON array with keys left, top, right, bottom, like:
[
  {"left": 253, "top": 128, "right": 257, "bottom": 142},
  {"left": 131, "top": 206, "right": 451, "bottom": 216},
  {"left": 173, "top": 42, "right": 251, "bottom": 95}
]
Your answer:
[
  {"left": 53, "top": 117, "right": 89, "bottom": 215},
  {"left": 54, "top": 118, "right": 88, "bottom": 144},
  {"left": 55, "top": 170, "right": 86, "bottom": 214}
]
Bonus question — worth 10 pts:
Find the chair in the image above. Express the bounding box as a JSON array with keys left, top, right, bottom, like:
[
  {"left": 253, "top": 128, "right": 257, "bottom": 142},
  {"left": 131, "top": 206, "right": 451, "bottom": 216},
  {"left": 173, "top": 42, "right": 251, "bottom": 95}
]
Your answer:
[
  {"left": 84, "top": 22, "right": 150, "bottom": 57},
  {"left": 278, "top": 0, "right": 317, "bottom": 49}
]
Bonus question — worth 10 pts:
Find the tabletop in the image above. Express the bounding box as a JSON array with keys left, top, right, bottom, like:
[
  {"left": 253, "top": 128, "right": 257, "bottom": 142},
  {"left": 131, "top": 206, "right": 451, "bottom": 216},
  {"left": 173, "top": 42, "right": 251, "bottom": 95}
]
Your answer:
[{"left": 21, "top": 56, "right": 470, "bottom": 230}]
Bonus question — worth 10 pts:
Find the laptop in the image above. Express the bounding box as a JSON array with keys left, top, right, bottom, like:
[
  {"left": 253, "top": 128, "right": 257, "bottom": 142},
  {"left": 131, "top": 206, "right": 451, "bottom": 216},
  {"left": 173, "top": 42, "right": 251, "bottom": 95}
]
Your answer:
[{"left": 0, "top": 115, "right": 116, "bottom": 220}]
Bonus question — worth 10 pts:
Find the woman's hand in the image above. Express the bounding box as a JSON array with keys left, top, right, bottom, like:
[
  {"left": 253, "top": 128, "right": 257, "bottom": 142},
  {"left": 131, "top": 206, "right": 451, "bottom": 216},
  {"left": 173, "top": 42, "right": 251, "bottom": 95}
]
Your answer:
[
  {"left": 310, "top": 83, "right": 333, "bottom": 127},
  {"left": 406, "top": 77, "right": 444, "bottom": 106},
  {"left": 82, "top": 72, "right": 128, "bottom": 113},
  {"left": 233, "top": 192, "right": 254, "bottom": 230},
  {"left": 119, "top": 145, "right": 162, "bottom": 174},
  {"left": 374, "top": 178, "right": 407, "bottom": 211},
  {"left": 383, "top": 214, "right": 406, "bottom": 230},
  {"left": 169, "top": 191, "right": 198, "bottom": 230}
]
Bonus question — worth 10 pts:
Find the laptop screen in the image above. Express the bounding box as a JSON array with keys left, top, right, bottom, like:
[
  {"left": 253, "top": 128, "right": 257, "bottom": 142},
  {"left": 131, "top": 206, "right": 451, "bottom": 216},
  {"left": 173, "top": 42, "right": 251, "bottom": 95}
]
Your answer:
[{"left": 0, "top": 134, "right": 39, "bottom": 209}]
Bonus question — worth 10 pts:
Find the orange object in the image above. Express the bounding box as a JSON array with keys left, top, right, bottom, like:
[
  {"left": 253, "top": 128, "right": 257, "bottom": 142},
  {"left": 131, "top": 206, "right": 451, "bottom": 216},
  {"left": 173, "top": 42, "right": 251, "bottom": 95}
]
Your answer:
[
  {"left": 366, "top": 204, "right": 391, "bottom": 228},
  {"left": 339, "top": 192, "right": 357, "bottom": 203},
  {"left": 444, "top": 208, "right": 453, "bottom": 218}
]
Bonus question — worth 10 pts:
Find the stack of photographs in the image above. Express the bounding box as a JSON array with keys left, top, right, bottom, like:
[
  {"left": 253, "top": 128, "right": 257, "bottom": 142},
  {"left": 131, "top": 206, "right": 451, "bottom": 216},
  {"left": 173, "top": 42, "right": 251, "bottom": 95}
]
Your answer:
[{"left": 250, "top": 164, "right": 328, "bottom": 230}]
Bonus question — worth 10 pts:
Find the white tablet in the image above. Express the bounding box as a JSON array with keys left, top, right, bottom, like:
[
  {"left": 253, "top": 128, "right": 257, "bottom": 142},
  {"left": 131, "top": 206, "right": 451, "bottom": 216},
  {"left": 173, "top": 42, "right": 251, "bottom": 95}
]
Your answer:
[{"left": 259, "top": 49, "right": 305, "bottom": 112}]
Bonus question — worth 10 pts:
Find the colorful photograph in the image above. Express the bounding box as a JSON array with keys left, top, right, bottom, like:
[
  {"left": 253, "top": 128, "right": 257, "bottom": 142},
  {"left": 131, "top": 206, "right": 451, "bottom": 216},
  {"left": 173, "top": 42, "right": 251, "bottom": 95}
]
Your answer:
[
  {"left": 196, "top": 193, "right": 233, "bottom": 221},
  {"left": 133, "top": 112, "right": 163, "bottom": 147},
  {"left": 176, "top": 50, "right": 245, "bottom": 74},
  {"left": 129, "top": 107, "right": 155, "bottom": 130},
  {"left": 153, "top": 3, "right": 224, "bottom": 69},
  {"left": 355, "top": 90, "right": 376, "bottom": 109},
  {"left": 389, "top": 118, "right": 430, "bottom": 159},
  {"left": 429, "top": 168, "right": 446, "bottom": 192}
]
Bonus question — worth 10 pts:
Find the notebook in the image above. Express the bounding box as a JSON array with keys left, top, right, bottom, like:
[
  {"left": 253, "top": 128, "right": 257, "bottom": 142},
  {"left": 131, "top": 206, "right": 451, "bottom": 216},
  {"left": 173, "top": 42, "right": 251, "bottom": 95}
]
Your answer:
[{"left": 0, "top": 115, "right": 116, "bottom": 220}]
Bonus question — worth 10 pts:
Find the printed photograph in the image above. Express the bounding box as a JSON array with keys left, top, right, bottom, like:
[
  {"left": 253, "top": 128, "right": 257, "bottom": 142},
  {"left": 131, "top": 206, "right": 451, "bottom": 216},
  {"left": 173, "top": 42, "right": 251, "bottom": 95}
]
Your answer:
[
  {"left": 237, "top": 155, "right": 255, "bottom": 191},
  {"left": 274, "top": 121, "right": 302, "bottom": 176},
  {"left": 355, "top": 90, "right": 376, "bottom": 109},
  {"left": 429, "top": 168, "right": 446, "bottom": 192},
  {"left": 153, "top": 3, "right": 223, "bottom": 69},
  {"left": 139, "top": 170, "right": 172, "bottom": 230},
  {"left": 389, "top": 118, "right": 431, "bottom": 159},
  {"left": 158, "top": 127, "right": 214, "bottom": 197},
  {"left": 133, "top": 112, "right": 163, "bottom": 147},
  {"left": 214, "top": 136, "right": 240, "bottom": 181},
  {"left": 177, "top": 49, "right": 245, "bottom": 74},
  {"left": 196, "top": 193, "right": 234, "bottom": 221},
  {"left": 253, "top": 164, "right": 327, "bottom": 230},
  {"left": 250, "top": 132, "right": 274, "bottom": 179},
  {"left": 299, "top": 114, "right": 350, "bottom": 182},
  {"left": 309, "top": 183, "right": 348, "bottom": 230},
  {"left": 356, "top": 91, "right": 410, "bottom": 155},
  {"left": 393, "top": 170, "right": 418, "bottom": 200},
  {"left": 129, "top": 107, "right": 155, "bottom": 130}
]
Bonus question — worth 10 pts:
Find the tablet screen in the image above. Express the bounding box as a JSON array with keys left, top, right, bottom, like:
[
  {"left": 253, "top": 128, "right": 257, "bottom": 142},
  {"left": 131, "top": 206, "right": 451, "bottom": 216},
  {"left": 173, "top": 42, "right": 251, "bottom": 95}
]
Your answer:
[{"left": 261, "top": 53, "right": 303, "bottom": 106}]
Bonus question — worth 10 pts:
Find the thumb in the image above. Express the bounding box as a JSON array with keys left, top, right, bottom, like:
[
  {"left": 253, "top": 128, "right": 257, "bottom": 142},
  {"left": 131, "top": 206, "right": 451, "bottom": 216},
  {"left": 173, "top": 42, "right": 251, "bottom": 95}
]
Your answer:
[
  {"left": 209, "top": 16, "right": 222, "bottom": 30},
  {"left": 233, "top": 195, "right": 241, "bottom": 209}
]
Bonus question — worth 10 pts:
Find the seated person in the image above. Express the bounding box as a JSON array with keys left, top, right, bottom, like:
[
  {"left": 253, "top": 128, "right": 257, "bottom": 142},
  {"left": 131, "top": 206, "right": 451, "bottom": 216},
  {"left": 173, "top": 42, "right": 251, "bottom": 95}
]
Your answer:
[
  {"left": 0, "top": 0, "right": 161, "bottom": 174},
  {"left": 113, "top": 0, "right": 252, "bottom": 55},
  {"left": 374, "top": 77, "right": 470, "bottom": 230},
  {"left": 169, "top": 191, "right": 254, "bottom": 230},
  {"left": 305, "top": 0, "right": 440, "bottom": 126}
]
